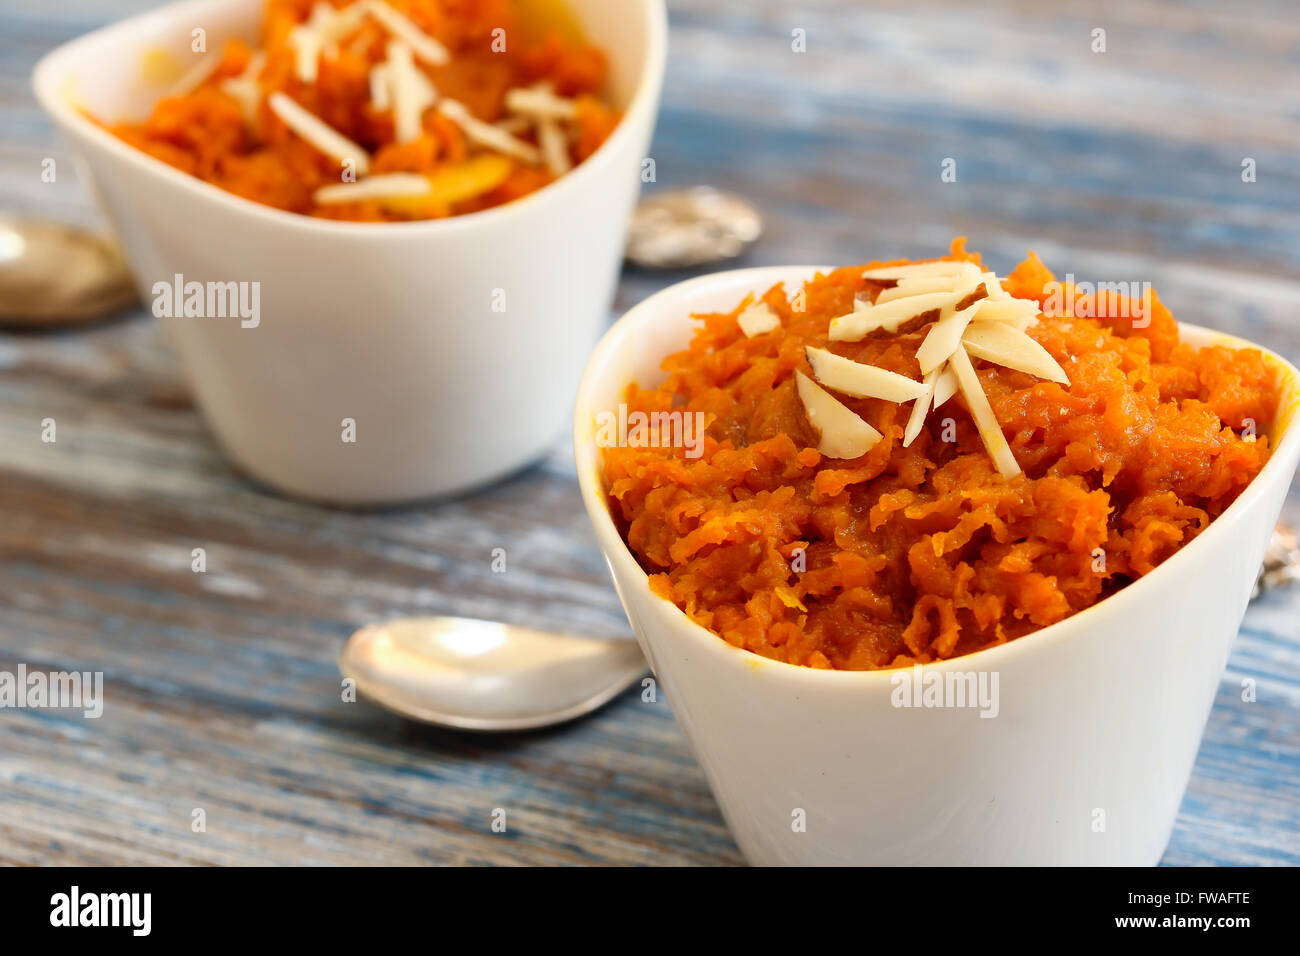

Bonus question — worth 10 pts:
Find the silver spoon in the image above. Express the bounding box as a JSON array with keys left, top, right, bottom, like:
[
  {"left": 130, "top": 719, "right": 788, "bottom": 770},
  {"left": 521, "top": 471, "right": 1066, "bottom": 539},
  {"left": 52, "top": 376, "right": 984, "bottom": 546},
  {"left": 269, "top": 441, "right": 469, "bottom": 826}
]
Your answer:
[
  {"left": 1255, "top": 522, "right": 1300, "bottom": 598},
  {"left": 0, "top": 219, "right": 136, "bottom": 327},
  {"left": 339, "top": 616, "right": 648, "bottom": 732},
  {"left": 625, "top": 186, "right": 764, "bottom": 270}
]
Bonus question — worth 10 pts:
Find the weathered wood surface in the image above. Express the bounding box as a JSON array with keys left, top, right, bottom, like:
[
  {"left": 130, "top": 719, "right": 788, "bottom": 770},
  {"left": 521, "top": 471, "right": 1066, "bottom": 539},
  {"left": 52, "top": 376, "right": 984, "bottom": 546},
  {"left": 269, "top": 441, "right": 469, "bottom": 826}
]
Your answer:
[{"left": 1, "top": 0, "right": 1297, "bottom": 865}]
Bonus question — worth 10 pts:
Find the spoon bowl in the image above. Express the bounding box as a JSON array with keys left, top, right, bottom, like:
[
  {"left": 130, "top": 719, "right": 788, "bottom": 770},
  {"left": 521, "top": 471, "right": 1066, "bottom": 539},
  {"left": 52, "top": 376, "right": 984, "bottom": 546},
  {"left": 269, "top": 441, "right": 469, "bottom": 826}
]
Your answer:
[
  {"left": 339, "top": 616, "right": 648, "bottom": 731},
  {"left": 0, "top": 219, "right": 136, "bottom": 327}
]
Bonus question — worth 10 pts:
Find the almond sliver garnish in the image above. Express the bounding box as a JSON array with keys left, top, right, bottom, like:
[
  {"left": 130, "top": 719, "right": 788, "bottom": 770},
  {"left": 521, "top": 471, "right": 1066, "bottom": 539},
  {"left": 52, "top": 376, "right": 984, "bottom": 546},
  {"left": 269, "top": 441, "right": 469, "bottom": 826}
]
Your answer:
[
  {"left": 387, "top": 40, "right": 435, "bottom": 144},
  {"left": 829, "top": 291, "right": 955, "bottom": 342},
  {"left": 962, "top": 322, "right": 1069, "bottom": 384},
  {"left": 932, "top": 366, "right": 959, "bottom": 408},
  {"left": 795, "top": 370, "right": 882, "bottom": 459},
  {"left": 875, "top": 275, "right": 960, "bottom": 303},
  {"left": 288, "top": 25, "right": 324, "bottom": 83},
  {"left": 363, "top": 0, "right": 451, "bottom": 66},
  {"left": 738, "top": 302, "right": 781, "bottom": 337},
  {"left": 537, "top": 115, "right": 572, "bottom": 175},
  {"left": 314, "top": 172, "right": 431, "bottom": 203},
  {"left": 314, "top": 157, "right": 514, "bottom": 209},
  {"left": 438, "top": 99, "right": 541, "bottom": 165},
  {"left": 505, "top": 85, "right": 579, "bottom": 121},
  {"left": 904, "top": 366, "right": 942, "bottom": 447},
  {"left": 495, "top": 116, "right": 533, "bottom": 135},
  {"left": 973, "top": 297, "right": 1040, "bottom": 330},
  {"left": 762, "top": 259, "right": 1061, "bottom": 471},
  {"left": 369, "top": 62, "right": 391, "bottom": 110},
  {"left": 915, "top": 300, "right": 981, "bottom": 375},
  {"left": 863, "top": 261, "right": 982, "bottom": 282},
  {"left": 315, "top": 1, "right": 368, "bottom": 43},
  {"left": 220, "top": 52, "right": 265, "bottom": 125},
  {"left": 948, "top": 347, "right": 1020, "bottom": 478},
  {"left": 288, "top": 3, "right": 368, "bottom": 84},
  {"left": 269, "top": 92, "right": 371, "bottom": 173},
  {"left": 806, "top": 347, "right": 928, "bottom": 403},
  {"left": 985, "top": 278, "right": 1010, "bottom": 300}
]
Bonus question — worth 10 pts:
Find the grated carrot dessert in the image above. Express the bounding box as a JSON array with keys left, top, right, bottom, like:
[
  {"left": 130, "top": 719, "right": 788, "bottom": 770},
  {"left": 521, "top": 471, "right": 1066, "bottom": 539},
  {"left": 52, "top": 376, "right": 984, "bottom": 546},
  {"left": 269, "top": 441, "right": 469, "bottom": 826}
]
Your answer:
[
  {"left": 601, "top": 240, "right": 1281, "bottom": 670},
  {"left": 105, "top": 0, "right": 620, "bottom": 221}
]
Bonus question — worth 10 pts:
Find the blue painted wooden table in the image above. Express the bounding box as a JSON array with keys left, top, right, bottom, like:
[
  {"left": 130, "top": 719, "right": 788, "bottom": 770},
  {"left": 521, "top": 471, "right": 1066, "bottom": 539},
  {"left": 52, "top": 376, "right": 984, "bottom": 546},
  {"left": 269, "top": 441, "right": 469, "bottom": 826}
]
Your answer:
[{"left": 0, "top": 0, "right": 1297, "bottom": 864}]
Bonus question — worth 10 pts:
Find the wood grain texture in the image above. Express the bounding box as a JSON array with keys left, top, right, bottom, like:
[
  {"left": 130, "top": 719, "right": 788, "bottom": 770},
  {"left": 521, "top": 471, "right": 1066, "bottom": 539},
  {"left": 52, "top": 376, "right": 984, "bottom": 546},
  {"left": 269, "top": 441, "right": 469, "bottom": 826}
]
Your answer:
[{"left": 0, "top": 0, "right": 1297, "bottom": 866}]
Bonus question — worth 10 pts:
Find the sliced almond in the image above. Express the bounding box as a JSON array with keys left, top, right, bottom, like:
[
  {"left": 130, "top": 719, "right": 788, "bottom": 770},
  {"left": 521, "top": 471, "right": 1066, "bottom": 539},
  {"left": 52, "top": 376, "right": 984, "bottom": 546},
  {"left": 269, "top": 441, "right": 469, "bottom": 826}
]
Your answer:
[
  {"left": 288, "top": 24, "right": 324, "bottom": 83},
  {"left": 386, "top": 40, "right": 435, "bottom": 144},
  {"left": 438, "top": 99, "right": 541, "bottom": 165},
  {"left": 875, "top": 275, "right": 960, "bottom": 303},
  {"left": 948, "top": 347, "right": 1020, "bottom": 478},
  {"left": 495, "top": 116, "right": 533, "bottom": 135},
  {"left": 363, "top": 0, "right": 451, "bottom": 66},
  {"left": 974, "top": 272, "right": 1004, "bottom": 300},
  {"left": 829, "top": 291, "right": 956, "bottom": 342},
  {"left": 932, "top": 366, "right": 959, "bottom": 408},
  {"left": 315, "top": 1, "right": 368, "bottom": 43},
  {"left": 505, "top": 85, "right": 579, "bottom": 122},
  {"left": 806, "top": 346, "right": 928, "bottom": 403},
  {"left": 738, "top": 302, "right": 780, "bottom": 338},
  {"left": 369, "top": 62, "right": 391, "bottom": 110},
  {"left": 314, "top": 172, "right": 432, "bottom": 204},
  {"left": 962, "top": 322, "right": 1069, "bottom": 384},
  {"left": 795, "top": 370, "right": 882, "bottom": 459},
  {"left": 220, "top": 52, "right": 265, "bottom": 125},
  {"left": 915, "top": 300, "right": 981, "bottom": 375},
  {"left": 863, "top": 261, "right": 982, "bottom": 282},
  {"left": 903, "top": 366, "right": 942, "bottom": 447},
  {"left": 268, "top": 92, "right": 371, "bottom": 174},
  {"left": 537, "top": 116, "right": 572, "bottom": 176},
  {"left": 974, "top": 297, "right": 1040, "bottom": 330},
  {"left": 287, "top": 2, "right": 366, "bottom": 84},
  {"left": 752, "top": 257, "right": 1061, "bottom": 473}
]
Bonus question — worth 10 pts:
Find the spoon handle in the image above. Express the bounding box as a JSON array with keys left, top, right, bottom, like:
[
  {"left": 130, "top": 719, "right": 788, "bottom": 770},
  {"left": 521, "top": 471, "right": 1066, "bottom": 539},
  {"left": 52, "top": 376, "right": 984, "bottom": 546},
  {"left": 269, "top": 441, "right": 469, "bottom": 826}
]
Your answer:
[{"left": 1254, "top": 523, "right": 1300, "bottom": 599}]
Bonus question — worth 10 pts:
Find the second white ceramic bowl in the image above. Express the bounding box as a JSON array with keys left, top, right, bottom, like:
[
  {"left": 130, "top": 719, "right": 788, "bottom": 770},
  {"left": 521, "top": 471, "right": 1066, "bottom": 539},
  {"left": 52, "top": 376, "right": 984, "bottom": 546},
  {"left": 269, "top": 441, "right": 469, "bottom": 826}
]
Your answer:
[
  {"left": 575, "top": 266, "right": 1300, "bottom": 866},
  {"left": 34, "top": 0, "right": 667, "bottom": 504}
]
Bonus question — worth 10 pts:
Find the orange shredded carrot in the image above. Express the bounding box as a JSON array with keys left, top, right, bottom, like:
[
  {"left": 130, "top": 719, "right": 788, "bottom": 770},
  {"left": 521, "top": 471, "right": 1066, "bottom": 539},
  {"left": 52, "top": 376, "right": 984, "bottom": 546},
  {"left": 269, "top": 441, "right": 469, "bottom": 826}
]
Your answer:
[
  {"left": 105, "top": 0, "right": 620, "bottom": 221},
  {"left": 602, "top": 240, "right": 1279, "bottom": 670}
]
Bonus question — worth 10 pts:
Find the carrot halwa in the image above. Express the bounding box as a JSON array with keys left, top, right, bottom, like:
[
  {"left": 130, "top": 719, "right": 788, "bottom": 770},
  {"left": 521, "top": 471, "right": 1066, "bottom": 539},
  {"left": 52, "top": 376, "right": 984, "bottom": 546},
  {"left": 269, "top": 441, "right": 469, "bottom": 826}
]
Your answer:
[
  {"left": 602, "top": 240, "right": 1281, "bottom": 670},
  {"left": 106, "top": 0, "right": 620, "bottom": 221}
]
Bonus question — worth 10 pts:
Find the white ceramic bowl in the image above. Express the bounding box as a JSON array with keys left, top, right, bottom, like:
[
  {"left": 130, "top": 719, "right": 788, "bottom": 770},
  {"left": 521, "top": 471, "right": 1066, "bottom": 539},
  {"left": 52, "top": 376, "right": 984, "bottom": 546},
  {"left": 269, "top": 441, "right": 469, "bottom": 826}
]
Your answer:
[
  {"left": 575, "top": 266, "right": 1300, "bottom": 866},
  {"left": 34, "top": 0, "right": 667, "bottom": 504}
]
